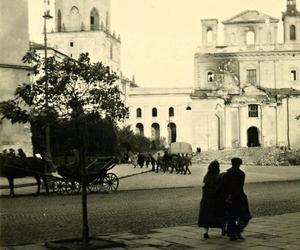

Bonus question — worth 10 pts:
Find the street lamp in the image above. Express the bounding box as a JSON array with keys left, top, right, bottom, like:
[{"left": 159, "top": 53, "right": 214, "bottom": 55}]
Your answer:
[{"left": 43, "top": 0, "right": 53, "bottom": 156}]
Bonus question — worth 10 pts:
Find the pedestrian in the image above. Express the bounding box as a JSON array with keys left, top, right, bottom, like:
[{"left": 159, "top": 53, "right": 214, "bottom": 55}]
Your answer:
[
  {"left": 198, "top": 160, "right": 225, "bottom": 239},
  {"left": 156, "top": 153, "right": 162, "bottom": 173},
  {"left": 137, "top": 153, "right": 145, "bottom": 168},
  {"left": 17, "top": 148, "right": 26, "bottom": 158},
  {"left": 150, "top": 155, "right": 156, "bottom": 171},
  {"left": 184, "top": 153, "right": 192, "bottom": 175},
  {"left": 222, "top": 157, "right": 251, "bottom": 241}
]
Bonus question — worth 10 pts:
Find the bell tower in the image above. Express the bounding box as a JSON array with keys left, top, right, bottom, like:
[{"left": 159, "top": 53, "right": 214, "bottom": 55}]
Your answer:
[
  {"left": 201, "top": 19, "right": 218, "bottom": 47},
  {"left": 282, "top": 0, "right": 300, "bottom": 43},
  {"left": 48, "top": 0, "right": 121, "bottom": 74}
]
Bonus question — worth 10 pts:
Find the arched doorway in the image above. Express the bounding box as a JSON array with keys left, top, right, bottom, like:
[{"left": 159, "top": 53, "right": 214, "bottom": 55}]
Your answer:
[
  {"left": 151, "top": 123, "right": 160, "bottom": 140},
  {"left": 136, "top": 123, "right": 144, "bottom": 136},
  {"left": 168, "top": 123, "right": 177, "bottom": 144},
  {"left": 247, "top": 127, "right": 260, "bottom": 147}
]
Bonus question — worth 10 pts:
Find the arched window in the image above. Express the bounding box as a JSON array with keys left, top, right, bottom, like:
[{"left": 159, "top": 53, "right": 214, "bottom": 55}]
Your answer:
[
  {"left": 291, "top": 70, "right": 297, "bottom": 81},
  {"left": 152, "top": 108, "right": 157, "bottom": 117},
  {"left": 207, "top": 72, "right": 214, "bottom": 82},
  {"left": 169, "top": 107, "right": 174, "bottom": 117},
  {"left": 290, "top": 25, "right": 296, "bottom": 40},
  {"left": 90, "top": 8, "right": 99, "bottom": 30},
  {"left": 136, "top": 108, "right": 142, "bottom": 118},
  {"left": 207, "top": 28, "right": 213, "bottom": 44},
  {"left": 57, "top": 10, "right": 62, "bottom": 32},
  {"left": 246, "top": 31, "right": 255, "bottom": 45},
  {"left": 70, "top": 6, "right": 80, "bottom": 31},
  {"left": 136, "top": 123, "right": 144, "bottom": 136}
]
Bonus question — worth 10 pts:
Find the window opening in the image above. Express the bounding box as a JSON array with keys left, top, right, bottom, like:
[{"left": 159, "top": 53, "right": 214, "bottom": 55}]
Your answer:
[
  {"left": 247, "top": 69, "right": 257, "bottom": 84},
  {"left": 248, "top": 104, "right": 259, "bottom": 118}
]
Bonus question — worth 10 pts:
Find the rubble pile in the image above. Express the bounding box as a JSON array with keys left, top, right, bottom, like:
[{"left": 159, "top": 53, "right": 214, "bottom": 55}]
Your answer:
[{"left": 193, "top": 147, "right": 300, "bottom": 166}]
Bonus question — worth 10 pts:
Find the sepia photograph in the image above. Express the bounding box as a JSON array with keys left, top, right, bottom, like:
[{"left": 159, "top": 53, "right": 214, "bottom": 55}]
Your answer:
[{"left": 0, "top": 0, "right": 300, "bottom": 249}]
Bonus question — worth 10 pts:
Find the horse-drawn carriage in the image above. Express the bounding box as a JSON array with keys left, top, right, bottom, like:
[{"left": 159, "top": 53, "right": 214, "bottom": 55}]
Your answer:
[
  {"left": 51, "top": 156, "right": 119, "bottom": 195},
  {"left": 0, "top": 153, "right": 119, "bottom": 196}
]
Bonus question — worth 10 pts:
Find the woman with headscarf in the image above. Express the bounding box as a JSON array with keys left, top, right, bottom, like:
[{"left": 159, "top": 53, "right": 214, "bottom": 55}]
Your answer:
[{"left": 198, "top": 160, "right": 225, "bottom": 239}]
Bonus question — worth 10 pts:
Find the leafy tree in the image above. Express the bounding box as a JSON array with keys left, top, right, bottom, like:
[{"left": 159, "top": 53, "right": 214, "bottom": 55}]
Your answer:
[
  {"left": 117, "top": 126, "right": 151, "bottom": 153},
  {"left": 0, "top": 50, "right": 128, "bottom": 246}
]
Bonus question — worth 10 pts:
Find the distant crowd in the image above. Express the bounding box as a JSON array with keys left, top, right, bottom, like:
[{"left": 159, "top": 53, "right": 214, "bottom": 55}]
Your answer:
[{"left": 124, "top": 151, "right": 192, "bottom": 175}]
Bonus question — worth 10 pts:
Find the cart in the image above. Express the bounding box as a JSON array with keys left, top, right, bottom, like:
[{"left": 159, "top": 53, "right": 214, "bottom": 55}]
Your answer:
[{"left": 51, "top": 156, "right": 119, "bottom": 195}]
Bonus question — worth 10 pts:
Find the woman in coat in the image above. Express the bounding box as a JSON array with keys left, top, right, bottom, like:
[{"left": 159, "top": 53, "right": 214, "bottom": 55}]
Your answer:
[
  {"left": 222, "top": 157, "right": 251, "bottom": 241},
  {"left": 198, "top": 160, "right": 225, "bottom": 239}
]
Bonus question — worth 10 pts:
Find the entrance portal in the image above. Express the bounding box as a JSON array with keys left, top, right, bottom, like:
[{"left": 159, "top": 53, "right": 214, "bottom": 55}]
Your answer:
[{"left": 247, "top": 127, "right": 260, "bottom": 147}]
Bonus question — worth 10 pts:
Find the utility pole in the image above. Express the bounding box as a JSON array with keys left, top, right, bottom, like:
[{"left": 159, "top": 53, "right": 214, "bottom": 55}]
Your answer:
[{"left": 43, "top": 0, "right": 52, "bottom": 155}]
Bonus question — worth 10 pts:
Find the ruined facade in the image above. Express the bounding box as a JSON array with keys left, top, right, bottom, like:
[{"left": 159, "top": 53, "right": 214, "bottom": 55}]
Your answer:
[
  {"left": 0, "top": 0, "right": 32, "bottom": 154},
  {"left": 127, "top": 0, "right": 300, "bottom": 151}
]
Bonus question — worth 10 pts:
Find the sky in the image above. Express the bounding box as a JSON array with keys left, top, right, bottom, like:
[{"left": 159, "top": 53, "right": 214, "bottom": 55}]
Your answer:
[{"left": 28, "top": 0, "right": 287, "bottom": 88}]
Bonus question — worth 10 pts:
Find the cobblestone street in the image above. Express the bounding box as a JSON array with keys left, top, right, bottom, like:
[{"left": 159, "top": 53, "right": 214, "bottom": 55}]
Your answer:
[{"left": 1, "top": 180, "right": 300, "bottom": 246}]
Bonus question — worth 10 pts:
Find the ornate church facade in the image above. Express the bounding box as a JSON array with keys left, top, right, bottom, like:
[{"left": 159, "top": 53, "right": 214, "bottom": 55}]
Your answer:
[{"left": 127, "top": 0, "right": 300, "bottom": 151}]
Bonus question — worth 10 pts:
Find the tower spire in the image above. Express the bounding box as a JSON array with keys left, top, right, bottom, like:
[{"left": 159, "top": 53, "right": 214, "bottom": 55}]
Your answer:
[{"left": 283, "top": 0, "right": 300, "bottom": 18}]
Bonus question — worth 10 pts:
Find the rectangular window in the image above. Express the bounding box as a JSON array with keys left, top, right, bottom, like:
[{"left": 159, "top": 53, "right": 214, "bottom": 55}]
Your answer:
[
  {"left": 291, "top": 70, "right": 297, "bottom": 81},
  {"left": 248, "top": 104, "right": 259, "bottom": 118},
  {"left": 90, "top": 16, "right": 95, "bottom": 25},
  {"left": 247, "top": 69, "right": 257, "bottom": 84}
]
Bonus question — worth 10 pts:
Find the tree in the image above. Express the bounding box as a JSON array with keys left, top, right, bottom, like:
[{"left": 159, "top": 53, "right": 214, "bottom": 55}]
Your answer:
[
  {"left": 0, "top": 50, "right": 128, "bottom": 246},
  {"left": 117, "top": 126, "right": 151, "bottom": 153}
]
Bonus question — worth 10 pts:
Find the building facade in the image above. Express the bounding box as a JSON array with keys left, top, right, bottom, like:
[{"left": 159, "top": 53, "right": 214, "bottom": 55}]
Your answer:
[
  {"left": 127, "top": 0, "right": 300, "bottom": 151},
  {"left": 47, "top": 0, "right": 121, "bottom": 74},
  {"left": 0, "top": 0, "right": 32, "bottom": 154}
]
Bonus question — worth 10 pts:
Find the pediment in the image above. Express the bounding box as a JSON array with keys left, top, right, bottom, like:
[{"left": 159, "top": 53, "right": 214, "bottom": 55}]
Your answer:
[
  {"left": 242, "top": 85, "right": 268, "bottom": 96},
  {"left": 222, "top": 10, "right": 279, "bottom": 24}
]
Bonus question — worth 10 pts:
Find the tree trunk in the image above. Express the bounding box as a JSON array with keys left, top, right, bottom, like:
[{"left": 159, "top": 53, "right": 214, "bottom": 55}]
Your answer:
[{"left": 78, "top": 119, "right": 89, "bottom": 246}]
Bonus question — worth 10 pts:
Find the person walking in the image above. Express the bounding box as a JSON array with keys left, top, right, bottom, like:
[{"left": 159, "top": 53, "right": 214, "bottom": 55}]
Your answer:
[
  {"left": 198, "top": 160, "right": 225, "bottom": 239},
  {"left": 222, "top": 157, "right": 251, "bottom": 241}
]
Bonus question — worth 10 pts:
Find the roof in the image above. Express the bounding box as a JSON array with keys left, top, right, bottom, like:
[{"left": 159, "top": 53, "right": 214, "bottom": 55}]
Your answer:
[
  {"left": 259, "top": 87, "right": 300, "bottom": 97},
  {"left": 222, "top": 10, "right": 279, "bottom": 24}
]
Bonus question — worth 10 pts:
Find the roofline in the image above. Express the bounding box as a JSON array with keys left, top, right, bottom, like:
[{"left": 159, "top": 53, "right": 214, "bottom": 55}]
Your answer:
[{"left": 222, "top": 10, "right": 280, "bottom": 24}]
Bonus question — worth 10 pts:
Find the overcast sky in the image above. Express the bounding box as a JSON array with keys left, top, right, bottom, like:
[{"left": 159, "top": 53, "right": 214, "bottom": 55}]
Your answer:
[{"left": 28, "top": 0, "right": 288, "bottom": 88}]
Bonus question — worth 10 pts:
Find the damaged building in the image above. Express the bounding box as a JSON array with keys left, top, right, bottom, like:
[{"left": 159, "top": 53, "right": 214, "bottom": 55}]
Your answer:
[{"left": 127, "top": 0, "right": 300, "bottom": 150}]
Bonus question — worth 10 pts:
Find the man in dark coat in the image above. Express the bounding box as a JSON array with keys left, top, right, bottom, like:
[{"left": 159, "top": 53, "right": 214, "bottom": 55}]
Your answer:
[{"left": 222, "top": 157, "right": 251, "bottom": 241}]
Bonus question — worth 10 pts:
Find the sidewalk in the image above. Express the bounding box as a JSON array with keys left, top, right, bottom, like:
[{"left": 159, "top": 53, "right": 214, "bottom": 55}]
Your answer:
[{"left": 5, "top": 212, "right": 300, "bottom": 249}]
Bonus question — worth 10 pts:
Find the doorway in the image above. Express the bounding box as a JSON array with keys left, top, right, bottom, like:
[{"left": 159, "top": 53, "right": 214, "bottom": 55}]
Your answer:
[{"left": 247, "top": 127, "right": 260, "bottom": 147}]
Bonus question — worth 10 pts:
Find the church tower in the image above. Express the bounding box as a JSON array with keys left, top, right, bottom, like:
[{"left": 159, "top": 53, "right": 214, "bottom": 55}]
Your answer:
[
  {"left": 282, "top": 0, "right": 300, "bottom": 44},
  {"left": 47, "top": 0, "right": 121, "bottom": 74}
]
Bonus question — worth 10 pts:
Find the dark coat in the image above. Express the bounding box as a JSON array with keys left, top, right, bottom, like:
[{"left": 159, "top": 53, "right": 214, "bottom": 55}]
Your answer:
[
  {"left": 222, "top": 167, "right": 251, "bottom": 230},
  {"left": 198, "top": 174, "right": 224, "bottom": 228}
]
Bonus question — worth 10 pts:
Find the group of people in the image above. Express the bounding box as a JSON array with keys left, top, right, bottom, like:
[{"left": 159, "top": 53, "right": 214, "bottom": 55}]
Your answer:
[
  {"left": 156, "top": 152, "right": 192, "bottom": 175},
  {"left": 198, "top": 157, "right": 251, "bottom": 241},
  {"left": 127, "top": 151, "right": 192, "bottom": 175},
  {"left": 2, "top": 148, "right": 27, "bottom": 158}
]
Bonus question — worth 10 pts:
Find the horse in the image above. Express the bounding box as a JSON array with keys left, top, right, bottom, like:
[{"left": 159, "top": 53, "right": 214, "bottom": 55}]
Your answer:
[{"left": 0, "top": 154, "right": 52, "bottom": 196}]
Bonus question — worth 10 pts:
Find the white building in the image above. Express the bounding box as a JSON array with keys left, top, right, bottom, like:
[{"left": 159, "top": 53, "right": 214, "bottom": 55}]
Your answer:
[
  {"left": 126, "top": 0, "right": 300, "bottom": 151},
  {"left": 0, "top": 0, "right": 32, "bottom": 154}
]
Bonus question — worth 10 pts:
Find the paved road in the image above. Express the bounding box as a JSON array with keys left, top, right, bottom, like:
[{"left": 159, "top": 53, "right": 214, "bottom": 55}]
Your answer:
[{"left": 1, "top": 180, "right": 300, "bottom": 246}]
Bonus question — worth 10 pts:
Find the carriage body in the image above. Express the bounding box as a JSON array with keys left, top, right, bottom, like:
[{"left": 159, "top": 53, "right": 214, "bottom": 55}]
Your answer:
[{"left": 52, "top": 156, "right": 119, "bottom": 195}]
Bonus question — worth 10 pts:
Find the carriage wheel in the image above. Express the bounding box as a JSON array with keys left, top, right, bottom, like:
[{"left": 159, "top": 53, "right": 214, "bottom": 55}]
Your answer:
[
  {"left": 53, "top": 179, "right": 65, "bottom": 195},
  {"left": 103, "top": 173, "right": 119, "bottom": 192},
  {"left": 65, "top": 180, "right": 81, "bottom": 195},
  {"left": 87, "top": 178, "right": 102, "bottom": 193}
]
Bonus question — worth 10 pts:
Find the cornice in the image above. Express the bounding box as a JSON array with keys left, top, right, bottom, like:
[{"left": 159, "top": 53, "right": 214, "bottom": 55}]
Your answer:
[{"left": 0, "top": 64, "right": 31, "bottom": 70}]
